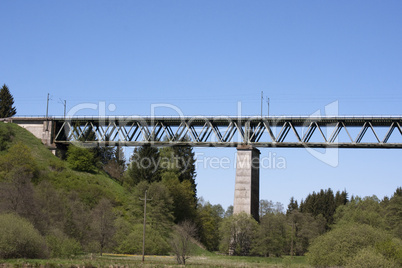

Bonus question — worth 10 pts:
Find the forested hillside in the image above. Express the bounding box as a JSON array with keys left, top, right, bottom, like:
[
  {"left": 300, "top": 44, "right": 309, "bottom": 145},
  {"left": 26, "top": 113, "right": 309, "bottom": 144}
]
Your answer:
[{"left": 0, "top": 122, "right": 219, "bottom": 259}]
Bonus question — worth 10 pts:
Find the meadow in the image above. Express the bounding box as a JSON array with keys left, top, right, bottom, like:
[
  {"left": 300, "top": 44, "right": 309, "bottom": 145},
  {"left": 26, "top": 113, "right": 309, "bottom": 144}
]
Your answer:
[{"left": 0, "top": 254, "right": 309, "bottom": 268}]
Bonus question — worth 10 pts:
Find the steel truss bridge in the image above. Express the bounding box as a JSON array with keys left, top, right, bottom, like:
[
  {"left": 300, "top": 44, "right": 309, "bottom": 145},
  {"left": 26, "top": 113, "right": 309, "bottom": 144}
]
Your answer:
[{"left": 48, "top": 116, "right": 402, "bottom": 148}]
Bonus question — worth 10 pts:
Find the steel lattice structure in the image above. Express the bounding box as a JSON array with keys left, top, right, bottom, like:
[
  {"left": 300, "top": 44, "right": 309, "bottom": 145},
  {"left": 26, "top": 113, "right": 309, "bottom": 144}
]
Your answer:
[{"left": 49, "top": 116, "right": 402, "bottom": 148}]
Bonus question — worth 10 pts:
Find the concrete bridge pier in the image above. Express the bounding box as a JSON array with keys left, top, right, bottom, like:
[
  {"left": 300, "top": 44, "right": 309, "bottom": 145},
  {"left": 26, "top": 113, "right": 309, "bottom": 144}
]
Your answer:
[{"left": 233, "top": 145, "right": 260, "bottom": 221}]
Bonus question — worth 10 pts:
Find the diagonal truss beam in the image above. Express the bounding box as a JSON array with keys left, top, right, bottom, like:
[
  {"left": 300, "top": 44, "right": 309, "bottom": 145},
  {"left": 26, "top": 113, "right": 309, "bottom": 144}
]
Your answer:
[{"left": 45, "top": 116, "right": 402, "bottom": 148}]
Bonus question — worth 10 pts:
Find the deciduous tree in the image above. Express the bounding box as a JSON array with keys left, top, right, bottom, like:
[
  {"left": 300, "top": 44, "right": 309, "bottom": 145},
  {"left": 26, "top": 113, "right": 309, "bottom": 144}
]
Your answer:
[
  {"left": 196, "top": 198, "right": 224, "bottom": 251},
  {"left": 91, "top": 198, "right": 116, "bottom": 256},
  {"left": 334, "top": 195, "right": 386, "bottom": 229},
  {"left": 307, "top": 223, "right": 398, "bottom": 267},
  {"left": 0, "top": 213, "right": 48, "bottom": 259},
  {"left": 219, "top": 212, "right": 258, "bottom": 256},
  {"left": 385, "top": 187, "right": 402, "bottom": 239},
  {"left": 170, "top": 220, "right": 197, "bottom": 265},
  {"left": 66, "top": 145, "right": 95, "bottom": 172},
  {"left": 252, "top": 211, "right": 289, "bottom": 257},
  {"left": 162, "top": 172, "right": 197, "bottom": 223}
]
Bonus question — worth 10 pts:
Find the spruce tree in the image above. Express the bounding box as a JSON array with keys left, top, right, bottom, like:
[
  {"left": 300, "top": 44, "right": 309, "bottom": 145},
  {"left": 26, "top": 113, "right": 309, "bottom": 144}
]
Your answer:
[
  {"left": 0, "top": 84, "right": 17, "bottom": 118},
  {"left": 126, "top": 144, "right": 161, "bottom": 185},
  {"left": 287, "top": 197, "right": 299, "bottom": 214},
  {"left": 172, "top": 144, "right": 197, "bottom": 199}
]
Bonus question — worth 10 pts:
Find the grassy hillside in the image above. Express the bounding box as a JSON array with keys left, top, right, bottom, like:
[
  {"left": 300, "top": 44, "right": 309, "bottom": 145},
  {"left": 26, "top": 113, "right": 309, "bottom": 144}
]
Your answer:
[{"left": 0, "top": 121, "right": 130, "bottom": 209}]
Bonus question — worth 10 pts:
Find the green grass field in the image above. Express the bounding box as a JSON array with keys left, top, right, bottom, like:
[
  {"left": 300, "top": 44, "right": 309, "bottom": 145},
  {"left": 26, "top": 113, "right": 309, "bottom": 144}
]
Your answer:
[{"left": 0, "top": 254, "right": 309, "bottom": 268}]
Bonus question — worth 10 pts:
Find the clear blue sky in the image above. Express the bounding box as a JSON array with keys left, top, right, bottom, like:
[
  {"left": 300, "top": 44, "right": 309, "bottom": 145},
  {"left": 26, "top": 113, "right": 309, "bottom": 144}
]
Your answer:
[{"left": 1, "top": 1, "right": 401, "bottom": 210}]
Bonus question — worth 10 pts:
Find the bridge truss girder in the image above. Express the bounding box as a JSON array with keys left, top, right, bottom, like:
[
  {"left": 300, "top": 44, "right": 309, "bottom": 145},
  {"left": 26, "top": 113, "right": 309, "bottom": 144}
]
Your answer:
[{"left": 53, "top": 116, "right": 402, "bottom": 148}]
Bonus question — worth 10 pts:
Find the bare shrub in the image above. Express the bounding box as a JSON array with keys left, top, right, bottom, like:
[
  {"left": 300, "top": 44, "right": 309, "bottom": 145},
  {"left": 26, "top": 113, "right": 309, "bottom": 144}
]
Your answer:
[{"left": 170, "top": 220, "right": 197, "bottom": 265}]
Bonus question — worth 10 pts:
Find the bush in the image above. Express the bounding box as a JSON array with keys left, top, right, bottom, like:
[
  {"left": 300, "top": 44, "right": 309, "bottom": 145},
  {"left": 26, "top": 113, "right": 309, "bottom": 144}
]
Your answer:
[
  {"left": 46, "top": 229, "right": 82, "bottom": 258},
  {"left": 170, "top": 221, "right": 197, "bottom": 265},
  {"left": 117, "top": 224, "right": 170, "bottom": 255},
  {"left": 0, "top": 123, "right": 13, "bottom": 151},
  {"left": 0, "top": 142, "right": 38, "bottom": 177},
  {"left": 67, "top": 145, "right": 95, "bottom": 172},
  {"left": 49, "top": 159, "right": 65, "bottom": 172},
  {"left": 0, "top": 213, "right": 48, "bottom": 259},
  {"left": 307, "top": 223, "right": 391, "bottom": 267},
  {"left": 345, "top": 247, "right": 398, "bottom": 268}
]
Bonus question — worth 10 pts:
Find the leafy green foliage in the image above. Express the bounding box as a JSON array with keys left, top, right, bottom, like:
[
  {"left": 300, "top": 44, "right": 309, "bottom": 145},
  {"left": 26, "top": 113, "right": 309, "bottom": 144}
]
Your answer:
[
  {"left": 66, "top": 145, "right": 95, "bottom": 172},
  {"left": 0, "top": 213, "right": 48, "bottom": 259},
  {"left": 224, "top": 205, "right": 233, "bottom": 218},
  {"left": 307, "top": 223, "right": 396, "bottom": 267},
  {"left": 0, "top": 84, "right": 16, "bottom": 118},
  {"left": 0, "top": 123, "right": 13, "bottom": 151},
  {"left": 334, "top": 195, "right": 386, "bottom": 229},
  {"left": 128, "top": 180, "right": 174, "bottom": 243},
  {"left": 117, "top": 224, "right": 171, "bottom": 255},
  {"left": 46, "top": 229, "right": 82, "bottom": 258},
  {"left": 162, "top": 171, "right": 197, "bottom": 223},
  {"left": 146, "top": 182, "right": 174, "bottom": 232},
  {"left": 0, "top": 123, "right": 130, "bottom": 256},
  {"left": 375, "top": 238, "right": 402, "bottom": 266},
  {"left": 196, "top": 198, "right": 224, "bottom": 251},
  {"left": 0, "top": 142, "right": 39, "bottom": 180},
  {"left": 289, "top": 188, "right": 402, "bottom": 265},
  {"left": 345, "top": 247, "right": 399, "bottom": 268},
  {"left": 219, "top": 212, "right": 259, "bottom": 256},
  {"left": 287, "top": 210, "right": 326, "bottom": 256},
  {"left": 252, "top": 212, "right": 289, "bottom": 257},
  {"left": 385, "top": 188, "right": 402, "bottom": 239}
]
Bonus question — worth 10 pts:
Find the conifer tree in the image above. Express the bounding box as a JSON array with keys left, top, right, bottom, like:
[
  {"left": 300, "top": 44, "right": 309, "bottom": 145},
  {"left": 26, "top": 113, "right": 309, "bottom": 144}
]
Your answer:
[
  {"left": 172, "top": 144, "right": 197, "bottom": 199},
  {"left": 0, "top": 84, "right": 17, "bottom": 118},
  {"left": 126, "top": 144, "right": 160, "bottom": 185},
  {"left": 287, "top": 197, "right": 299, "bottom": 214}
]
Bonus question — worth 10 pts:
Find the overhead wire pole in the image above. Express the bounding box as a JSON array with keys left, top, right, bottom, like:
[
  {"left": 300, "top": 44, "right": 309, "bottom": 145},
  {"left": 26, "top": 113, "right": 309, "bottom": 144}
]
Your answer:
[
  {"left": 59, "top": 99, "right": 66, "bottom": 118},
  {"left": 261, "top": 91, "right": 263, "bottom": 118},
  {"left": 46, "top": 93, "right": 50, "bottom": 131},
  {"left": 140, "top": 190, "right": 152, "bottom": 263},
  {"left": 267, "top": 97, "right": 270, "bottom": 117}
]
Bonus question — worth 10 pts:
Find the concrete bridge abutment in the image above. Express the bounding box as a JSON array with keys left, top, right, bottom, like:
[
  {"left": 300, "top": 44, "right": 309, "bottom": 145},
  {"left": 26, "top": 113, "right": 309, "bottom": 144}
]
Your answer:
[
  {"left": 7, "top": 118, "right": 57, "bottom": 154},
  {"left": 233, "top": 145, "right": 260, "bottom": 221}
]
